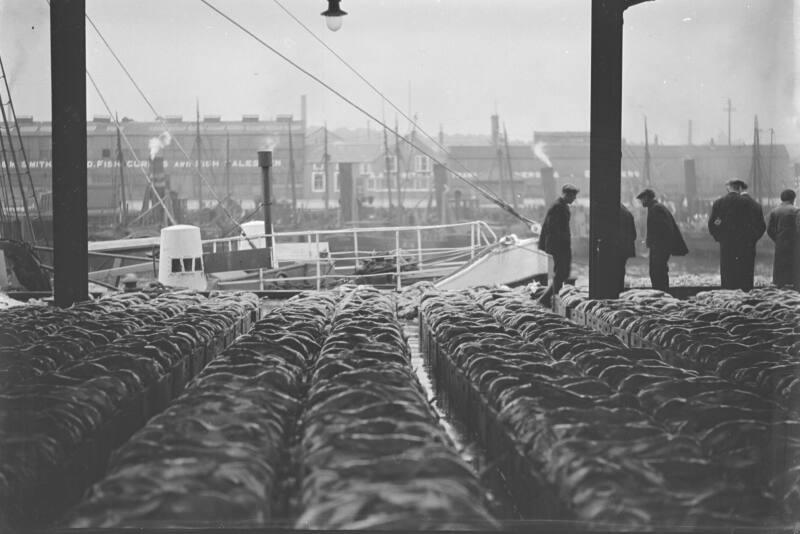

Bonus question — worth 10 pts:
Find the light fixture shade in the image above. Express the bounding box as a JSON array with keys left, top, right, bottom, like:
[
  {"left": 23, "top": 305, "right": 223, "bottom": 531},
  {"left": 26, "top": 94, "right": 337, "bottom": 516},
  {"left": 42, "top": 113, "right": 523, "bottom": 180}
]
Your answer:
[
  {"left": 324, "top": 15, "right": 343, "bottom": 32},
  {"left": 321, "top": 0, "right": 347, "bottom": 32}
]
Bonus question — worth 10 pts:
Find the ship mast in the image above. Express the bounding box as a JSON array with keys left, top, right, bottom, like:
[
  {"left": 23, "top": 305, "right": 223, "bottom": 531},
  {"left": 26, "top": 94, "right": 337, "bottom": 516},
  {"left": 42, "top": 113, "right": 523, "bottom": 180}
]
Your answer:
[
  {"left": 287, "top": 116, "right": 297, "bottom": 225},
  {"left": 503, "top": 123, "right": 518, "bottom": 210},
  {"left": 115, "top": 113, "right": 127, "bottom": 225},
  {"left": 323, "top": 123, "right": 330, "bottom": 211},
  {"left": 383, "top": 123, "right": 394, "bottom": 215},
  {"left": 195, "top": 100, "right": 203, "bottom": 209}
]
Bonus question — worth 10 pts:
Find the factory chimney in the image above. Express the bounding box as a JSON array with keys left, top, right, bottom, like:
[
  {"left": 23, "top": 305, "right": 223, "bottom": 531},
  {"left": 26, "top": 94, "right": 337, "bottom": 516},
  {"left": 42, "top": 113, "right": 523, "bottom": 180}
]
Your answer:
[
  {"left": 151, "top": 156, "right": 164, "bottom": 177},
  {"left": 684, "top": 158, "right": 697, "bottom": 214}
]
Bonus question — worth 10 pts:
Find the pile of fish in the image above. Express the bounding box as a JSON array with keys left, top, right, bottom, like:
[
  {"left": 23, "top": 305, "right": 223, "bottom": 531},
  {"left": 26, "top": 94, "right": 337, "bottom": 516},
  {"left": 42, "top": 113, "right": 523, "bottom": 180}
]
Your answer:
[
  {"left": 420, "top": 287, "right": 793, "bottom": 527},
  {"left": 296, "top": 286, "right": 497, "bottom": 530},
  {"left": 66, "top": 293, "right": 332, "bottom": 528},
  {"left": 481, "top": 288, "right": 800, "bottom": 523},
  {"left": 397, "top": 281, "right": 436, "bottom": 320},
  {"left": 0, "top": 291, "right": 205, "bottom": 387},
  {"left": 626, "top": 274, "right": 772, "bottom": 289},
  {"left": 692, "top": 287, "right": 800, "bottom": 324},
  {"left": 0, "top": 291, "right": 258, "bottom": 525},
  {"left": 564, "top": 288, "right": 800, "bottom": 405}
]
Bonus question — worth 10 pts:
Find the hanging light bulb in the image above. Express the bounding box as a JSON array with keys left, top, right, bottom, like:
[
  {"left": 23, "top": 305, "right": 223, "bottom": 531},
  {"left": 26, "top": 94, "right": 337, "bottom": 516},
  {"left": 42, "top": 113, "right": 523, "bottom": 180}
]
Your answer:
[{"left": 321, "top": 0, "right": 347, "bottom": 32}]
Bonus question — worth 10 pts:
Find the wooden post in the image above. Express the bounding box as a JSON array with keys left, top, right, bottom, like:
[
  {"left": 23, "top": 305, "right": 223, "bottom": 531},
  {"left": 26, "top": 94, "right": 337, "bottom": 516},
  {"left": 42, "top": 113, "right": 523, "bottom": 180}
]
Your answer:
[{"left": 51, "top": 0, "right": 88, "bottom": 306}]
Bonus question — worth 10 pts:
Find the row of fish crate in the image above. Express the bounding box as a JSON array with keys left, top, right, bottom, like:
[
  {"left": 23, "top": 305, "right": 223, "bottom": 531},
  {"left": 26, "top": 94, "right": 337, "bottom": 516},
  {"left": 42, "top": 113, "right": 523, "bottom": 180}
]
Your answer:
[
  {"left": 553, "top": 295, "right": 711, "bottom": 372},
  {"left": 5, "top": 301, "right": 260, "bottom": 529},
  {"left": 418, "top": 315, "right": 568, "bottom": 522},
  {"left": 554, "top": 295, "right": 632, "bottom": 345}
]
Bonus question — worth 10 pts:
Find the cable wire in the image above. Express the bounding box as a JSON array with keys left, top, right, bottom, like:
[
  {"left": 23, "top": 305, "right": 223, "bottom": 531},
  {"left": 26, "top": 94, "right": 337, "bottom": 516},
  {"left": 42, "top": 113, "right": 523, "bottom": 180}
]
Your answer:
[
  {"left": 202, "top": 0, "right": 534, "bottom": 227},
  {"left": 85, "top": 12, "right": 249, "bottom": 236},
  {"left": 86, "top": 72, "right": 178, "bottom": 225},
  {"left": 271, "top": 0, "right": 506, "bottom": 203}
]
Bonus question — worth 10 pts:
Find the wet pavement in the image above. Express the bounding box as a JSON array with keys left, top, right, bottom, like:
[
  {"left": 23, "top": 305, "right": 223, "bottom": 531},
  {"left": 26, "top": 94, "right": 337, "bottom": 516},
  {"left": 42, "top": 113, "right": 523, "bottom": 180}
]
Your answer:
[{"left": 404, "top": 320, "right": 520, "bottom": 521}]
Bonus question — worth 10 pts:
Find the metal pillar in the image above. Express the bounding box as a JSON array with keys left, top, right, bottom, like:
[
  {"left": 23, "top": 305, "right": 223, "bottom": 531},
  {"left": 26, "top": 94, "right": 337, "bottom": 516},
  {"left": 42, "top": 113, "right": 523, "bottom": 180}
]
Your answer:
[
  {"left": 51, "top": 0, "right": 88, "bottom": 306},
  {"left": 589, "top": 0, "right": 651, "bottom": 300},
  {"left": 338, "top": 162, "right": 355, "bottom": 224},
  {"left": 258, "top": 150, "right": 273, "bottom": 269}
]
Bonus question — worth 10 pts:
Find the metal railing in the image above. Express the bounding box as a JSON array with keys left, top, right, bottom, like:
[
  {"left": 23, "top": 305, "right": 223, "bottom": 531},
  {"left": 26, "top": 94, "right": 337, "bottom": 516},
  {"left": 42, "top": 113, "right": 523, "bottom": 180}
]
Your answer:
[{"left": 203, "top": 220, "right": 497, "bottom": 291}]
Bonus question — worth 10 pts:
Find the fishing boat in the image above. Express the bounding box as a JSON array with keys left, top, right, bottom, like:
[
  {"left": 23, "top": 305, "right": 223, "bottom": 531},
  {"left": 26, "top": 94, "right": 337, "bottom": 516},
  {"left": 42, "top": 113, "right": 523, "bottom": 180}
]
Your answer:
[{"left": 74, "top": 219, "right": 550, "bottom": 294}]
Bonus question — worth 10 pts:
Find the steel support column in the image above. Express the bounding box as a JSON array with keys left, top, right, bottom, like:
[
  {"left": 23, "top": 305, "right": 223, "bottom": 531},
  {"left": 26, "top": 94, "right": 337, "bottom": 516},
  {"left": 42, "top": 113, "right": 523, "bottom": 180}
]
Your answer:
[
  {"left": 589, "top": 0, "right": 651, "bottom": 299},
  {"left": 51, "top": 0, "right": 88, "bottom": 306}
]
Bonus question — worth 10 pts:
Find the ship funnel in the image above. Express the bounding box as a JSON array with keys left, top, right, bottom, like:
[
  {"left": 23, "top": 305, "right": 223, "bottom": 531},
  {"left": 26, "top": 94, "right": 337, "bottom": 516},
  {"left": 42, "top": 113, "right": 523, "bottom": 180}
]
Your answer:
[
  {"left": 158, "top": 225, "right": 207, "bottom": 290},
  {"left": 240, "top": 220, "right": 267, "bottom": 249}
]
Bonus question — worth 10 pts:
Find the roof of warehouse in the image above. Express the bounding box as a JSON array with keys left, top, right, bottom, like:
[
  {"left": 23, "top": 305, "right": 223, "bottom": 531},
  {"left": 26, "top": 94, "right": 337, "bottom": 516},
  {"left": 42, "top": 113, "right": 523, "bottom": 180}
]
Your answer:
[{"left": 15, "top": 118, "right": 296, "bottom": 136}]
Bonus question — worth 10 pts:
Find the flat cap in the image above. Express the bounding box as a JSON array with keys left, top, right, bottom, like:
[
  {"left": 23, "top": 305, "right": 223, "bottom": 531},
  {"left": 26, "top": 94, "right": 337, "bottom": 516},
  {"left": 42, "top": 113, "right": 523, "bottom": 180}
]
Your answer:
[
  {"left": 726, "top": 179, "right": 748, "bottom": 190},
  {"left": 562, "top": 183, "right": 579, "bottom": 194},
  {"left": 636, "top": 188, "right": 656, "bottom": 200}
]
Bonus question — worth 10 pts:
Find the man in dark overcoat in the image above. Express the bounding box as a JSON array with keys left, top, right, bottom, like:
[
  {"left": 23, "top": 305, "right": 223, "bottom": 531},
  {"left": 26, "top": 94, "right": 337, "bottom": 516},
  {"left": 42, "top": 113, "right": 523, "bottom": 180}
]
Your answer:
[
  {"left": 537, "top": 184, "right": 579, "bottom": 307},
  {"left": 637, "top": 189, "right": 688, "bottom": 292},
  {"left": 708, "top": 179, "right": 766, "bottom": 290},
  {"left": 614, "top": 203, "right": 637, "bottom": 294},
  {"left": 767, "top": 189, "right": 798, "bottom": 287}
]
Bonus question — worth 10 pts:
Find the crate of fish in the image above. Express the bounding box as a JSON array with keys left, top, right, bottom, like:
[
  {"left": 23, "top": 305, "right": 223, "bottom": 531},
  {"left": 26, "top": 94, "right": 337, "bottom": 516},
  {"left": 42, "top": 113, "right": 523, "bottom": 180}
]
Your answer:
[
  {"left": 442, "top": 287, "right": 799, "bottom": 527},
  {"left": 64, "top": 293, "right": 335, "bottom": 529},
  {"left": 294, "top": 287, "right": 498, "bottom": 530}
]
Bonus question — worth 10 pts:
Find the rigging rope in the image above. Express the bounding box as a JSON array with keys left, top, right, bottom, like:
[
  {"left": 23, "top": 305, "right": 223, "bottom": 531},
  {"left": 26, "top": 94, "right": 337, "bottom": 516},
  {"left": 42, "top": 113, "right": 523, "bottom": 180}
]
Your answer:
[
  {"left": 85, "top": 12, "right": 251, "bottom": 237},
  {"left": 0, "top": 54, "right": 48, "bottom": 245},
  {"left": 0, "top": 97, "right": 37, "bottom": 242},
  {"left": 201, "top": 0, "right": 535, "bottom": 228},
  {"left": 271, "top": 0, "right": 509, "bottom": 207},
  {"left": 0, "top": 118, "right": 24, "bottom": 236},
  {"left": 86, "top": 72, "right": 178, "bottom": 226}
]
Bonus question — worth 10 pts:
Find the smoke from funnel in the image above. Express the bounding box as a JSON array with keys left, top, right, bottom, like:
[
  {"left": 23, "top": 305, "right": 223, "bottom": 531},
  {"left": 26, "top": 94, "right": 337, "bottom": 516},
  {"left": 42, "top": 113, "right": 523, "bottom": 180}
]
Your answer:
[
  {"left": 149, "top": 131, "right": 172, "bottom": 159},
  {"left": 533, "top": 142, "right": 552, "bottom": 168},
  {"left": 261, "top": 136, "right": 279, "bottom": 151}
]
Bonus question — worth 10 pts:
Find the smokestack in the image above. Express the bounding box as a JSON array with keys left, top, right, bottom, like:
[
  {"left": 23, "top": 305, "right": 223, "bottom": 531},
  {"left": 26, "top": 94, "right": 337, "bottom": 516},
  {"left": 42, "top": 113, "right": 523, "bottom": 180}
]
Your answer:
[
  {"left": 151, "top": 156, "right": 164, "bottom": 176},
  {"left": 301, "top": 94, "right": 307, "bottom": 127},
  {"left": 684, "top": 158, "right": 697, "bottom": 211},
  {"left": 491, "top": 115, "right": 500, "bottom": 147},
  {"left": 438, "top": 124, "right": 445, "bottom": 147},
  {"left": 688, "top": 120, "right": 693, "bottom": 146},
  {"left": 541, "top": 166, "right": 556, "bottom": 206}
]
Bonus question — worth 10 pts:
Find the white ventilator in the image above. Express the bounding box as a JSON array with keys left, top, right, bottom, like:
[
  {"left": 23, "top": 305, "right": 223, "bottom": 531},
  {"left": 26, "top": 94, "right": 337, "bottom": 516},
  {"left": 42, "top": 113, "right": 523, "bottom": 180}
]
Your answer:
[
  {"left": 239, "top": 221, "right": 268, "bottom": 249},
  {"left": 158, "top": 225, "right": 207, "bottom": 290}
]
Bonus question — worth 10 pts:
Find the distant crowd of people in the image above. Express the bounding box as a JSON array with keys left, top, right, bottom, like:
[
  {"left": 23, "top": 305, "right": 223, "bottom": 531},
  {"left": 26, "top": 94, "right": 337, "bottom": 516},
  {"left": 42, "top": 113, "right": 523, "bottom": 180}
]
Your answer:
[{"left": 536, "top": 180, "right": 798, "bottom": 306}]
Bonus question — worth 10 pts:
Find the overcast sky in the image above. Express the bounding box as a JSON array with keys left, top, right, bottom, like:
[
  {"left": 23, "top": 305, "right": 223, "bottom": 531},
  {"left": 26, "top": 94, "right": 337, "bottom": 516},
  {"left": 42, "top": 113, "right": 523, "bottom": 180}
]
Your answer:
[{"left": 0, "top": 0, "right": 796, "bottom": 145}]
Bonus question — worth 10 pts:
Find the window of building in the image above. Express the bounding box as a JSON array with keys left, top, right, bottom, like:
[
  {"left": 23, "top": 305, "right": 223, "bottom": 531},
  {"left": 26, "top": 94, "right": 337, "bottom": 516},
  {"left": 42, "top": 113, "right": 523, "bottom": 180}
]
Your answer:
[
  {"left": 312, "top": 172, "right": 325, "bottom": 192},
  {"left": 415, "top": 155, "right": 431, "bottom": 173},
  {"left": 171, "top": 259, "right": 182, "bottom": 273},
  {"left": 183, "top": 258, "right": 193, "bottom": 272},
  {"left": 194, "top": 257, "right": 203, "bottom": 271},
  {"left": 359, "top": 162, "right": 372, "bottom": 176}
]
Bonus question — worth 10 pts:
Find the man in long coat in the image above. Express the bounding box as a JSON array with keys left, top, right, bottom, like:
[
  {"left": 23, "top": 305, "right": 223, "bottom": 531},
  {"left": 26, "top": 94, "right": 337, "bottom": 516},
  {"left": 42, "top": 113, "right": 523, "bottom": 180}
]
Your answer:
[
  {"left": 708, "top": 179, "right": 766, "bottom": 291},
  {"left": 637, "top": 189, "right": 688, "bottom": 291},
  {"left": 767, "top": 189, "right": 798, "bottom": 287},
  {"left": 614, "top": 203, "right": 637, "bottom": 294},
  {"left": 537, "top": 184, "right": 579, "bottom": 307}
]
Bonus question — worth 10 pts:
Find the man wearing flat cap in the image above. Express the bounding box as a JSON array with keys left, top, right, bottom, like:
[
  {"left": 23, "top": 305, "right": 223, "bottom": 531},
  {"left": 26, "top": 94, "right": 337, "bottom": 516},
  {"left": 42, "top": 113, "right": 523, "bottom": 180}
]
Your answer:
[
  {"left": 708, "top": 179, "right": 766, "bottom": 290},
  {"left": 537, "top": 184, "right": 579, "bottom": 307},
  {"left": 637, "top": 189, "right": 688, "bottom": 291}
]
